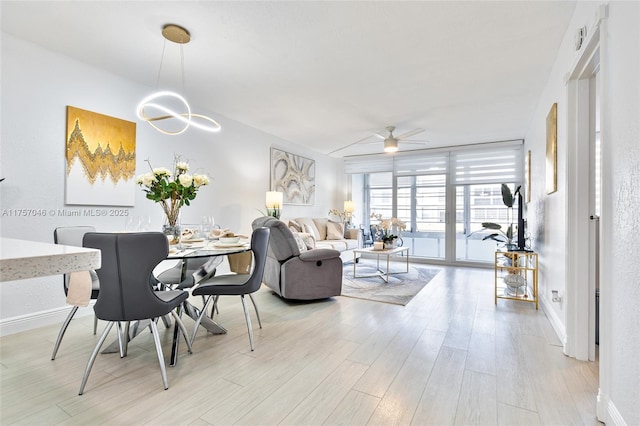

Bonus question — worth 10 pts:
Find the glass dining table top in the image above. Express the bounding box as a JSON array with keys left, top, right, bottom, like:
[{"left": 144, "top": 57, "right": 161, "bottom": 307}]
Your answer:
[{"left": 166, "top": 240, "right": 250, "bottom": 259}]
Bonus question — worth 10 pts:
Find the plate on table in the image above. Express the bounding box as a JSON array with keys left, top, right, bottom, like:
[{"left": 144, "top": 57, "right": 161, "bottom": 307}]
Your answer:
[
  {"left": 181, "top": 238, "right": 205, "bottom": 243},
  {"left": 212, "top": 241, "right": 248, "bottom": 248}
]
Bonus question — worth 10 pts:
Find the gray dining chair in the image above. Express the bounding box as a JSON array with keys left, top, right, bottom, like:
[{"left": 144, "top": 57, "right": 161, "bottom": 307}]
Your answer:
[
  {"left": 79, "top": 232, "right": 193, "bottom": 395},
  {"left": 191, "top": 227, "right": 270, "bottom": 351},
  {"left": 52, "top": 226, "right": 100, "bottom": 360}
]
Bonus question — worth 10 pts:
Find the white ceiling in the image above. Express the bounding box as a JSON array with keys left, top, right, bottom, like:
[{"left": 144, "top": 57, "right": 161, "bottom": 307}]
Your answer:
[{"left": 1, "top": 1, "right": 576, "bottom": 157}]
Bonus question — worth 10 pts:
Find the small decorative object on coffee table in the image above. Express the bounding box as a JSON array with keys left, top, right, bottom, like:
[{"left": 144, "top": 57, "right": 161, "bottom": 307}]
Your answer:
[
  {"left": 370, "top": 212, "right": 406, "bottom": 249},
  {"left": 353, "top": 246, "right": 409, "bottom": 283}
]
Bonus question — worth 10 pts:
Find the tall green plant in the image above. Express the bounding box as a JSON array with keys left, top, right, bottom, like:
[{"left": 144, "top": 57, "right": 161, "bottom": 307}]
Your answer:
[{"left": 469, "top": 183, "right": 521, "bottom": 245}]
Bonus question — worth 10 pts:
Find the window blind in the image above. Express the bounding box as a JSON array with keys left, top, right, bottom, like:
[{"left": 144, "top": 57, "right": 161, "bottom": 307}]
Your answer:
[
  {"left": 393, "top": 151, "right": 449, "bottom": 176},
  {"left": 452, "top": 144, "right": 522, "bottom": 185},
  {"left": 343, "top": 155, "right": 393, "bottom": 174}
]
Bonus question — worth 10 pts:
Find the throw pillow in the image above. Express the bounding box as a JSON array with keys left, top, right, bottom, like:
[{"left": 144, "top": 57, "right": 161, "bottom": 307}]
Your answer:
[
  {"left": 312, "top": 218, "right": 328, "bottom": 240},
  {"left": 291, "top": 232, "right": 308, "bottom": 253},
  {"left": 303, "top": 223, "right": 320, "bottom": 241},
  {"left": 296, "top": 218, "right": 321, "bottom": 240},
  {"left": 288, "top": 220, "right": 302, "bottom": 233},
  {"left": 297, "top": 232, "right": 316, "bottom": 249},
  {"left": 327, "top": 220, "right": 345, "bottom": 240}
]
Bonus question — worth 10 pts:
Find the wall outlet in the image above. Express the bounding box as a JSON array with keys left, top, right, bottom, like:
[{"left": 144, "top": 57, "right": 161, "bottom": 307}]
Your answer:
[{"left": 551, "top": 290, "right": 563, "bottom": 303}]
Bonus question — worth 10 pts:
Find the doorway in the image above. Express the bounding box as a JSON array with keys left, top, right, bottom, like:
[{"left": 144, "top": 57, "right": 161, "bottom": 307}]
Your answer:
[{"left": 565, "top": 6, "right": 608, "bottom": 422}]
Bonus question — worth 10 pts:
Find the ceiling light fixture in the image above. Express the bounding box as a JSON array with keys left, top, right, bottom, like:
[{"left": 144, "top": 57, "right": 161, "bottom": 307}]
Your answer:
[
  {"left": 136, "top": 24, "right": 221, "bottom": 135},
  {"left": 383, "top": 137, "right": 398, "bottom": 153}
]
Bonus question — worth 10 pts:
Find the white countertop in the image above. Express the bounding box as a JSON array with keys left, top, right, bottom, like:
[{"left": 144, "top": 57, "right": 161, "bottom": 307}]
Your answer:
[{"left": 0, "top": 237, "right": 101, "bottom": 282}]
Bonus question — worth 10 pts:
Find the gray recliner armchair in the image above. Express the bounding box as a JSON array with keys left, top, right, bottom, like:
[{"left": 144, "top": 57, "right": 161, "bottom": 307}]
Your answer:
[{"left": 251, "top": 216, "right": 342, "bottom": 300}]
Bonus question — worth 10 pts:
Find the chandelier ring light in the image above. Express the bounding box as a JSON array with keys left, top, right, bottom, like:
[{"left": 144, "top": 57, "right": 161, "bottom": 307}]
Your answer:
[{"left": 136, "top": 24, "right": 221, "bottom": 135}]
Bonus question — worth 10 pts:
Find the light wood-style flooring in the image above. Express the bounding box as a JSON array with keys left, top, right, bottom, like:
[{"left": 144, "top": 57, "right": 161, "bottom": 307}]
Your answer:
[{"left": 0, "top": 265, "right": 600, "bottom": 425}]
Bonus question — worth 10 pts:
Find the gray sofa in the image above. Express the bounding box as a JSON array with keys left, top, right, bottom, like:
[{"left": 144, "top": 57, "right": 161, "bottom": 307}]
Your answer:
[{"left": 251, "top": 216, "right": 343, "bottom": 300}]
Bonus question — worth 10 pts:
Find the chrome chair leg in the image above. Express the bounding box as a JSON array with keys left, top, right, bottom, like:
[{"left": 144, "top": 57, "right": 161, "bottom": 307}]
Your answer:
[
  {"left": 149, "top": 320, "right": 169, "bottom": 390},
  {"left": 93, "top": 315, "right": 98, "bottom": 335},
  {"left": 240, "top": 295, "right": 254, "bottom": 351},
  {"left": 248, "top": 293, "right": 262, "bottom": 329},
  {"left": 116, "top": 322, "right": 126, "bottom": 358},
  {"left": 79, "top": 322, "right": 114, "bottom": 395},
  {"left": 170, "top": 310, "right": 193, "bottom": 354},
  {"left": 51, "top": 306, "right": 79, "bottom": 360},
  {"left": 210, "top": 295, "right": 219, "bottom": 318},
  {"left": 160, "top": 314, "right": 172, "bottom": 329},
  {"left": 190, "top": 296, "right": 214, "bottom": 346},
  {"left": 122, "top": 322, "right": 131, "bottom": 357}
]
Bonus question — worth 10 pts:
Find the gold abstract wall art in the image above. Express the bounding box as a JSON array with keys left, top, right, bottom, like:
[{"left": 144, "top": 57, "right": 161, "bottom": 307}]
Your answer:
[
  {"left": 66, "top": 106, "right": 136, "bottom": 206},
  {"left": 546, "top": 103, "right": 557, "bottom": 195},
  {"left": 270, "top": 147, "right": 315, "bottom": 205}
]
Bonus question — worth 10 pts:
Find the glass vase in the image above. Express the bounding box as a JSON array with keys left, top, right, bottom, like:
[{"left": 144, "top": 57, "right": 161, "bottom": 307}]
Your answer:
[{"left": 162, "top": 211, "right": 181, "bottom": 246}]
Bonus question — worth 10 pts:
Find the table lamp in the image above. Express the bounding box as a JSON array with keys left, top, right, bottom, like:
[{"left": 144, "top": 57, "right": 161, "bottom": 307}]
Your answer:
[{"left": 265, "top": 191, "right": 283, "bottom": 219}]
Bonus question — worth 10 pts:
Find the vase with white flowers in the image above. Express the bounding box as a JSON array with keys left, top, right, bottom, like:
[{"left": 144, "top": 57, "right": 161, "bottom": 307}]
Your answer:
[
  {"left": 136, "top": 155, "right": 209, "bottom": 243},
  {"left": 370, "top": 212, "right": 407, "bottom": 249}
]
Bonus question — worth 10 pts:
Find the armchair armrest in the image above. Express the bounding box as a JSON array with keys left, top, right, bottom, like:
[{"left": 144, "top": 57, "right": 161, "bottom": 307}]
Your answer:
[{"left": 298, "top": 248, "right": 340, "bottom": 262}]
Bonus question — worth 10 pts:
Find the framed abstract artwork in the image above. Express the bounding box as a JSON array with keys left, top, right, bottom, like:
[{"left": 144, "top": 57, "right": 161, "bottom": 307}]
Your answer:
[
  {"left": 66, "top": 106, "right": 136, "bottom": 206},
  {"left": 546, "top": 103, "right": 557, "bottom": 195},
  {"left": 270, "top": 147, "right": 315, "bottom": 205}
]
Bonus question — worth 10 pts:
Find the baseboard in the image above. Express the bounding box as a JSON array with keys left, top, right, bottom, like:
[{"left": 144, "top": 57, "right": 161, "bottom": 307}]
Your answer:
[
  {"left": 606, "top": 398, "right": 628, "bottom": 426},
  {"left": 540, "top": 293, "right": 567, "bottom": 347},
  {"left": 0, "top": 303, "right": 95, "bottom": 337}
]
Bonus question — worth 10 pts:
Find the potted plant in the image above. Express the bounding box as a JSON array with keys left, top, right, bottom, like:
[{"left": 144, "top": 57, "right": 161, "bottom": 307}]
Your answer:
[
  {"left": 370, "top": 213, "right": 407, "bottom": 249},
  {"left": 468, "top": 183, "right": 521, "bottom": 251}
]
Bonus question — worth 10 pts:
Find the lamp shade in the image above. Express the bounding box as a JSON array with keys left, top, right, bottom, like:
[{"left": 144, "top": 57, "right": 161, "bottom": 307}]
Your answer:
[
  {"left": 344, "top": 200, "right": 355, "bottom": 213},
  {"left": 265, "top": 191, "right": 283, "bottom": 208}
]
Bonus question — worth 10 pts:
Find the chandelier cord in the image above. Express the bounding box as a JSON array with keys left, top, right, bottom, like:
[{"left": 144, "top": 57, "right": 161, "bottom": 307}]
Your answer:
[
  {"left": 155, "top": 39, "right": 167, "bottom": 90},
  {"left": 180, "top": 44, "right": 186, "bottom": 93}
]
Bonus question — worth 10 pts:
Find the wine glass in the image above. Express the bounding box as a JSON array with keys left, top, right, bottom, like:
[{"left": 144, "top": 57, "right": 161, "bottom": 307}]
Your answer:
[
  {"left": 125, "top": 215, "right": 141, "bottom": 231},
  {"left": 139, "top": 215, "right": 152, "bottom": 231},
  {"left": 201, "top": 215, "right": 215, "bottom": 240}
]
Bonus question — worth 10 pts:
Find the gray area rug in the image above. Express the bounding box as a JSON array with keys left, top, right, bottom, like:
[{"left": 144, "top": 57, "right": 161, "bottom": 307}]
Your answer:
[{"left": 341, "top": 261, "right": 440, "bottom": 305}]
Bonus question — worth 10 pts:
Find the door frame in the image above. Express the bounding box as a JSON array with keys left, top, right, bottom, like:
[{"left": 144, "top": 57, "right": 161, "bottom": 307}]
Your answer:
[{"left": 564, "top": 4, "right": 609, "bottom": 423}]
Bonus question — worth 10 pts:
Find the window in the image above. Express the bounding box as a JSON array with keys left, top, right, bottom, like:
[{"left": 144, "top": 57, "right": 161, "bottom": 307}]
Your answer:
[{"left": 346, "top": 141, "right": 523, "bottom": 264}]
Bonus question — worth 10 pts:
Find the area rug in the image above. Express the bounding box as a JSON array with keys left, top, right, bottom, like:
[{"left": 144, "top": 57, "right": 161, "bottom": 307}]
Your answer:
[{"left": 341, "top": 261, "right": 440, "bottom": 306}]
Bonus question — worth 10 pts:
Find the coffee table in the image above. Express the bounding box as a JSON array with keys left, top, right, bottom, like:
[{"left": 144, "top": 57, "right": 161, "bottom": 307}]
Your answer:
[{"left": 353, "top": 246, "right": 410, "bottom": 283}]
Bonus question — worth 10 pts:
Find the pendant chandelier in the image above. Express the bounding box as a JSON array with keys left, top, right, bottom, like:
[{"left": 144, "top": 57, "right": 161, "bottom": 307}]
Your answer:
[{"left": 136, "top": 24, "right": 221, "bottom": 135}]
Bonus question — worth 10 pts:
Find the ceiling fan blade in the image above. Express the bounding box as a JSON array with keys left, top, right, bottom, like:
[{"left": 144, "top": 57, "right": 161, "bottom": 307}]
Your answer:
[
  {"left": 327, "top": 133, "right": 377, "bottom": 154},
  {"left": 401, "top": 141, "right": 430, "bottom": 146},
  {"left": 396, "top": 128, "right": 425, "bottom": 140}
]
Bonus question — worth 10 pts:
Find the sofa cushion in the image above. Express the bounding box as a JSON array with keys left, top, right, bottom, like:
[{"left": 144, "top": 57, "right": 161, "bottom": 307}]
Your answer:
[
  {"left": 327, "top": 220, "right": 345, "bottom": 240},
  {"left": 295, "top": 217, "right": 321, "bottom": 240},
  {"left": 312, "top": 218, "right": 328, "bottom": 240},
  {"left": 316, "top": 238, "right": 358, "bottom": 252}
]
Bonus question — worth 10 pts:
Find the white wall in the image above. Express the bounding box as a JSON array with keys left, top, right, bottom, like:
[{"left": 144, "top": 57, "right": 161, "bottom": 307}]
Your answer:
[
  {"left": 524, "top": 2, "right": 640, "bottom": 424},
  {"left": 0, "top": 33, "right": 342, "bottom": 333},
  {"left": 604, "top": 2, "right": 640, "bottom": 424}
]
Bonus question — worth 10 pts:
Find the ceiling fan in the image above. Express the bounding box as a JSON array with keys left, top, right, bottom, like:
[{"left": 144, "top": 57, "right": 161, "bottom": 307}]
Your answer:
[{"left": 329, "top": 125, "right": 429, "bottom": 155}]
